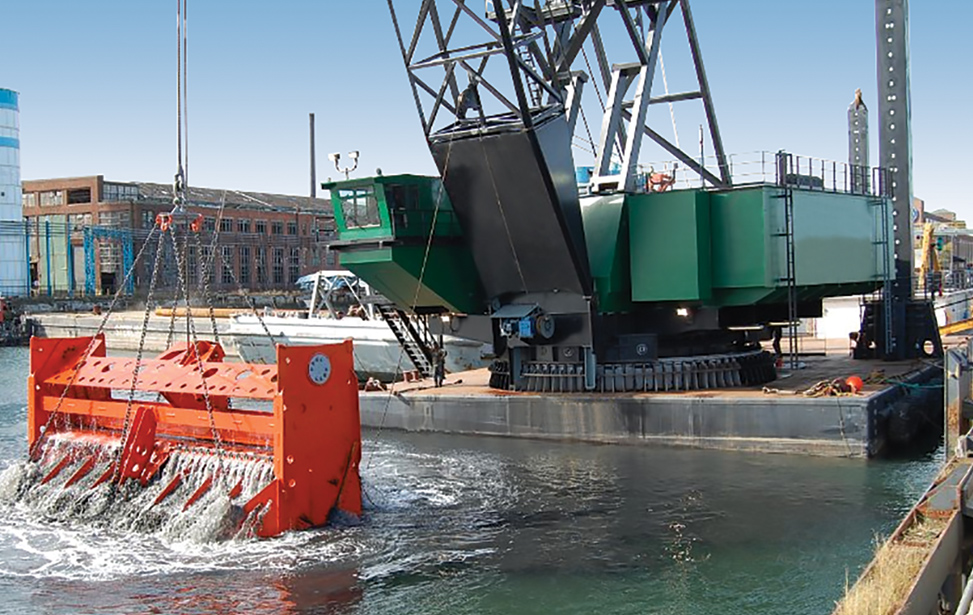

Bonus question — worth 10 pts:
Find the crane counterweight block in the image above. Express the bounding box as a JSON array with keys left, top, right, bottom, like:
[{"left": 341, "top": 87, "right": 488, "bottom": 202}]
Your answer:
[{"left": 26, "top": 335, "right": 362, "bottom": 538}]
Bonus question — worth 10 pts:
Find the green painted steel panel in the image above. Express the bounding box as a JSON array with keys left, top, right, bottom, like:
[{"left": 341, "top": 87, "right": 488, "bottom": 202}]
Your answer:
[
  {"left": 628, "top": 190, "right": 712, "bottom": 302},
  {"left": 792, "top": 190, "right": 884, "bottom": 285},
  {"left": 709, "top": 188, "right": 771, "bottom": 290},
  {"left": 704, "top": 186, "right": 884, "bottom": 307},
  {"left": 328, "top": 174, "right": 484, "bottom": 315},
  {"left": 580, "top": 195, "right": 632, "bottom": 313},
  {"left": 340, "top": 244, "right": 482, "bottom": 314}
]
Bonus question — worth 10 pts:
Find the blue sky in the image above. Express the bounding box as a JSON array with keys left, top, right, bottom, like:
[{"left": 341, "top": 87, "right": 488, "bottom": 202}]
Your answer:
[{"left": 3, "top": 1, "right": 971, "bottom": 218}]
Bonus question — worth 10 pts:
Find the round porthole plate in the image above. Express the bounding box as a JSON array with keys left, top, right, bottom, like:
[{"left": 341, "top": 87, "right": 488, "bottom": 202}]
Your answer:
[{"left": 308, "top": 353, "right": 331, "bottom": 385}]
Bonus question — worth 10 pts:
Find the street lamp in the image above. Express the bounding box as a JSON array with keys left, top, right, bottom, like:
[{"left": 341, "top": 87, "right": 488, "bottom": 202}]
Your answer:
[{"left": 329, "top": 151, "right": 360, "bottom": 180}]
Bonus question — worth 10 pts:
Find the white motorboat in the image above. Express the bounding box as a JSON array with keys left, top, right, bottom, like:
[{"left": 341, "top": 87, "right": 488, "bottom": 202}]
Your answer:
[{"left": 228, "top": 270, "right": 492, "bottom": 380}]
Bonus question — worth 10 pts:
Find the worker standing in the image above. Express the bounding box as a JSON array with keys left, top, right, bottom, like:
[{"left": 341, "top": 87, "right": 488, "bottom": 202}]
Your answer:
[
  {"left": 433, "top": 344, "right": 447, "bottom": 387},
  {"left": 771, "top": 325, "right": 783, "bottom": 368}
]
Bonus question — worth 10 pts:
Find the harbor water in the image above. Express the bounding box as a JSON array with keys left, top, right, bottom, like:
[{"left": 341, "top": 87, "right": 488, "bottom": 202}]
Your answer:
[{"left": 0, "top": 346, "right": 941, "bottom": 614}]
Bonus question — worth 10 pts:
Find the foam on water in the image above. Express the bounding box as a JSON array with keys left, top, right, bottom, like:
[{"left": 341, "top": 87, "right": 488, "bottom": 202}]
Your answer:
[
  {"left": 0, "top": 434, "right": 279, "bottom": 540},
  {"left": 0, "top": 433, "right": 315, "bottom": 580},
  {"left": 0, "top": 435, "right": 514, "bottom": 586}
]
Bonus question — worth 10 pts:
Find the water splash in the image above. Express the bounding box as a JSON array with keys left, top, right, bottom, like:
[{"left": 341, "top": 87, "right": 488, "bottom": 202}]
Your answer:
[{"left": 0, "top": 434, "right": 276, "bottom": 544}]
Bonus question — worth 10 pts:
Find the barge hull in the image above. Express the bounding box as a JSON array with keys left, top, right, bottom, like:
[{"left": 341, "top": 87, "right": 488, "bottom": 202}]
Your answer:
[{"left": 362, "top": 358, "right": 941, "bottom": 458}]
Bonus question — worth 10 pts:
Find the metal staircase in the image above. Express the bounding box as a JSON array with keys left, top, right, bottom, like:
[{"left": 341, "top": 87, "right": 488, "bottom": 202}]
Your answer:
[
  {"left": 376, "top": 303, "right": 435, "bottom": 377},
  {"left": 517, "top": 44, "right": 543, "bottom": 107}
]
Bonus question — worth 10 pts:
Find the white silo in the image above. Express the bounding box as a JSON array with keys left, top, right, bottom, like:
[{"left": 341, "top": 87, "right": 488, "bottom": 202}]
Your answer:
[{"left": 0, "top": 89, "right": 27, "bottom": 296}]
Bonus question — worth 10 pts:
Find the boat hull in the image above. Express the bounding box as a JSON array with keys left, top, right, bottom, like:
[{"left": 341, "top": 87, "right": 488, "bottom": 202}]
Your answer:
[{"left": 229, "top": 315, "right": 491, "bottom": 381}]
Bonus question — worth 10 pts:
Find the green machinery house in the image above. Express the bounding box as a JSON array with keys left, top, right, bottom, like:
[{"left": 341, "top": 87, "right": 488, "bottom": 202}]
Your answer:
[{"left": 326, "top": 173, "right": 890, "bottom": 328}]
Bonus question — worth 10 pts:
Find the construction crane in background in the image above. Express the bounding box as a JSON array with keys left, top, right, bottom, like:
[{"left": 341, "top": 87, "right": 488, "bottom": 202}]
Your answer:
[
  {"left": 917, "top": 222, "right": 942, "bottom": 296},
  {"left": 866, "top": 0, "right": 925, "bottom": 359}
]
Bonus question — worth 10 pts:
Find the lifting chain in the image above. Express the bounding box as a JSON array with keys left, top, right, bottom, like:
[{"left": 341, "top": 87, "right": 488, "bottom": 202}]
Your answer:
[
  {"left": 164, "top": 227, "right": 190, "bottom": 351},
  {"left": 193, "top": 230, "right": 221, "bottom": 347},
  {"left": 193, "top": 193, "right": 229, "bottom": 346},
  {"left": 170, "top": 221, "right": 226, "bottom": 468},
  {"left": 29, "top": 226, "right": 161, "bottom": 460},
  {"left": 110, "top": 221, "right": 168, "bottom": 487},
  {"left": 212, "top": 244, "right": 278, "bottom": 350}
]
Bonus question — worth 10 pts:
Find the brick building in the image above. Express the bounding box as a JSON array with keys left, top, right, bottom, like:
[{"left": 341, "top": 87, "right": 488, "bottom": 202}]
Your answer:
[{"left": 22, "top": 175, "right": 336, "bottom": 296}]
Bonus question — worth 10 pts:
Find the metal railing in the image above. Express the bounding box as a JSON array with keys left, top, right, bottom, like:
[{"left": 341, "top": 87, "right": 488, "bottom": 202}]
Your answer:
[{"left": 629, "top": 151, "right": 894, "bottom": 199}]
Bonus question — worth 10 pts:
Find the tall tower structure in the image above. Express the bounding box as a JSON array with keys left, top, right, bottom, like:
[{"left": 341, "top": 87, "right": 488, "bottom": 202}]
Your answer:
[
  {"left": 848, "top": 88, "right": 869, "bottom": 194},
  {"left": 876, "top": 0, "right": 913, "bottom": 301},
  {"left": 859, "top": 0, "right": 942, "bottom": 361},
  {"left": 0, "top": 89, "right": 27, "bottom": 297}
]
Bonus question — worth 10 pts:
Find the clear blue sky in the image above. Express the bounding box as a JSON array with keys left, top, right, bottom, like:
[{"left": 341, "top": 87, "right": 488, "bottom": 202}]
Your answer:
[{"left": 3, "top": 1, "right": 971, "bottom": 218}]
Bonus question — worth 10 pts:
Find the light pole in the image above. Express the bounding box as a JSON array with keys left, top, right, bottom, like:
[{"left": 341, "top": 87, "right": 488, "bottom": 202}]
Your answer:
[{"left": 329, "top": 151, "right": 359, "bottom": 180}]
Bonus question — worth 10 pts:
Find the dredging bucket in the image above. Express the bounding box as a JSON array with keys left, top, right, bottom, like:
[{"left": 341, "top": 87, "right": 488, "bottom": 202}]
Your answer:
[{"left": 23, "top": 335, "right": 361, "bottom": 538}]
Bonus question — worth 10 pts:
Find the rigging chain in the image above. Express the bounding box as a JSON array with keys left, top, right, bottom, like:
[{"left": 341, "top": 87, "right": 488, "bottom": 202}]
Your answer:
[
  {"left": 28, "top": 226, "right": 161, "bottom": 460},
  {"left": 169, "top": 222, "right": 225, "bottom": 469},
  {"left": 210, "top": 234, "right": 279, "bottom": 357},
  {"left": 163, "top": 228, "right": 191, "bottom": 350},
  {"left": 109, "top": 222, "right": 169, "bottom": 487},
  {"left": 193, "top": 191, "right": 229, "bottom": 346}
]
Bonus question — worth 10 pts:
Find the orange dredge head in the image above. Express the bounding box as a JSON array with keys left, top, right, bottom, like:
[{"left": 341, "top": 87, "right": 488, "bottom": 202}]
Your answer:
[{"left": 26, "top": 335, "right": 361, "bottom": 538}]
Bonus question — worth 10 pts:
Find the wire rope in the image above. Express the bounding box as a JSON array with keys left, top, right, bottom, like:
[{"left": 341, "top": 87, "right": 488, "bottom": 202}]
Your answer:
[
  {"left": 366, "top": 133, "right": 458, "bottom": 475},
  {"left": 659, "top": 49, "right": 679, "bottom": 149}
]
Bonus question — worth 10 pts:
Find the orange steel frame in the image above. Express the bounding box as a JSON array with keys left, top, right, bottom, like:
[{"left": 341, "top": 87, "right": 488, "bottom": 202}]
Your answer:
[{"left": 28, "top": 335, "right": 362, "bottom": 538}]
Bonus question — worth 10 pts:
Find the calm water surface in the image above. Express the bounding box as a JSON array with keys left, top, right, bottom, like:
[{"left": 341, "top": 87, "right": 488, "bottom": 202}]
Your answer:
[{"left": 0, "top": 346, "right": 941, "bottom": 614}]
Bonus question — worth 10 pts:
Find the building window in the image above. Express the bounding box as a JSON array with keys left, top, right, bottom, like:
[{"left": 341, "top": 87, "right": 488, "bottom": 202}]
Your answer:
[
  {"left": 68, "top": 213, "right": 91, "bottom": 240},
  {"left": 271, "top": 221, "right": 283, "bottom": 235},
  {"left": 287, "top": 221, "right": 298, "bottom": 236},
  {"left": 239, "top": 246, "right": 251, "bottom": 285},
  {"left": 256, "top": 247, "right": 267, "bottom": 286},
  {"left": 219, "top": 217, "right": 233, "bottom": 233},
  {"left": 98, "top": 210, "right": 131, "bottom": 227},
  {"left": 187, "top": 245, "right": 198, "bottom": 286},
  {"left": 273, "top": 248, "right": 284, "bottom": 285},
  {"left": 39, "top": 191, "right": 64, "bottom": 207},
  {"left": 221, "top": 246, "right": 233, "bottom": 286},
  {"left": 255, "top": 220, "right": 267, "bottom": 234},
  {"left": 237, "top": 219, "right": 251, "bottom": 234},
  {"left": 21, "top": 193, "right": 36, "bottom": 208},
  {"left": 204, "top": 217, "right": 216, "bottom": 232},
  {"left": 102, "top": 183, "right": 139, "bottom": 202},
  {"left": 142, "top": 210, "right": 156, "bottom": 229},
  {"left": 289, "top": 247, "right": 300, "bottom": 283},
  {"left": 67, "top": 188, "right": 91, "bottom": 204}
]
